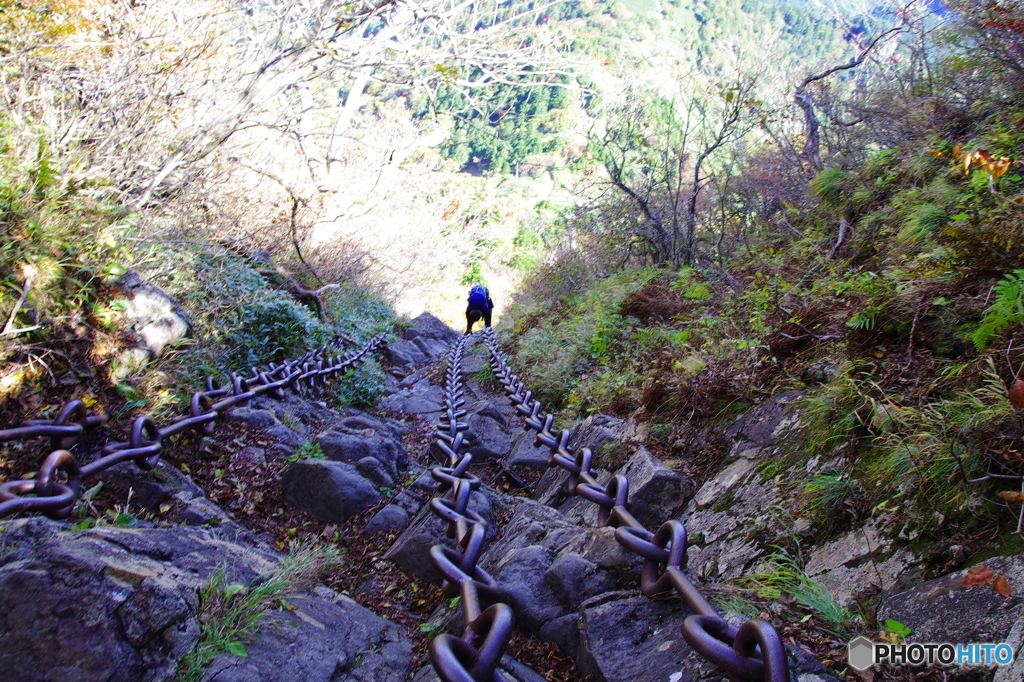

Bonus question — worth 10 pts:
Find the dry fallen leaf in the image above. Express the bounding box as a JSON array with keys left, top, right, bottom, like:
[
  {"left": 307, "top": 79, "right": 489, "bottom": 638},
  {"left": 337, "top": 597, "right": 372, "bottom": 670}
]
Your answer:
[
  {"left": 1010, "top": 379, "right": 1024, "bottom": 409},
  {"left": 963, "top": 565, "right": 998, "bottom": 588},
  {"left": 998, "top": 490, "right": 1024, "bottom": 504},
  {"left": 994, "top": 575, "right": 1013, "bottom": 598}
]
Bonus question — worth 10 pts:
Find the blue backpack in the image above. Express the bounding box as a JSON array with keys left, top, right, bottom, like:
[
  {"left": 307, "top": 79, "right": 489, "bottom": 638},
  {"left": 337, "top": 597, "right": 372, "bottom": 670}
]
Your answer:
[{"left": 468, "top": 285, "right": 488, "bottom": 308}]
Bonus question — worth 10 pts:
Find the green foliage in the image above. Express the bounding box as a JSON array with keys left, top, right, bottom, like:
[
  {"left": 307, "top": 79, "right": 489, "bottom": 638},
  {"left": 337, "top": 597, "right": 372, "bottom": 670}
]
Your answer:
[
  {"left": 428, "top": 76, "right": 573, "bottom": 175},
  {"left": 283, "top": 442, "right": 327, "bottom": 469},
  {"left": 802, "top": 473, "right": 859, "bottom": 529},
  {"left": 223, "top": 299, "right": 327, "bottom": 369},
  {"left": 334, "top": 359, "right": 386, "bottom": 409},
  {"left": 972, "top": 270, "right": 1024, "bottom": 350},
  {"left": 0, "top": 123, "right": 128, "bottom": 368},
  {"left": 508, "top": 267, "right": 657, "bottom": 410},
  {"left": 322, "top": 285, "right": 398, "bottom": 343},
  {"left": 743, "top": 549, "right": 850, "bottom": 630},
  {"left": 811, "top": 168, "right": 849, "bottom": 208}
]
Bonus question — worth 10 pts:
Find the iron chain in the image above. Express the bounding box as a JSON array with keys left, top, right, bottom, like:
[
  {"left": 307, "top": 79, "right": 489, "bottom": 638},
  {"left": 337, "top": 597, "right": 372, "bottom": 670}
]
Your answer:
[
  {"left": 0, "top": 333, "right": 387, "bottom": 519},
  {"left": 428, "top": 334, "right": 516, "bottom": 682},
  {"left": 482, "top": 328, "right": 789, "bottom": 682}
]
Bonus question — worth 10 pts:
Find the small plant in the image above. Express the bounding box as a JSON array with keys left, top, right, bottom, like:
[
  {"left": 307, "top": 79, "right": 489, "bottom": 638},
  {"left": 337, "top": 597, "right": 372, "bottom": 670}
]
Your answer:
[
  {"left": 179, "top": 544, "right": 341, "bottom": 681},
  {"left": 282, "top": 442, "right": 326, "bottom": 470},
  {"left": 880, "top": 619, "right": 912, "bottom": 644},
  {"left": 743, "top": 549, "right": 851, "bottom": 632},
  {"left": 802, "top": 473, "right": 860, "bottom": 533},
  {"left": 418, "top": 621, "right": 442, "bottom": 639},
  {"left": 972, "top": 270, "right": 1024, "bottom": 350}
]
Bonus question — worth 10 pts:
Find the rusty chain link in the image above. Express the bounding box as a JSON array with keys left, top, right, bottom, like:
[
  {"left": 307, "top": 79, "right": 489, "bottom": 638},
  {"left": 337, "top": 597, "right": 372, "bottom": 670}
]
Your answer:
[
  {"left": 0, "top": 333, "right": 387, "bottom": 520},
  {"left": 481, "top": 328, "right": 790, "bottom": 682},
  {"left": 427, "top": 334, "right": 516, "bottom": 682}
]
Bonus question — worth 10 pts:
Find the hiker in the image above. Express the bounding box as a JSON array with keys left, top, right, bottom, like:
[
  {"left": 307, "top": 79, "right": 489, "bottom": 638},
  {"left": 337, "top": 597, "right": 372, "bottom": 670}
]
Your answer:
[{"left": 465, "top": 284, "right": 494, "bottom": 333}]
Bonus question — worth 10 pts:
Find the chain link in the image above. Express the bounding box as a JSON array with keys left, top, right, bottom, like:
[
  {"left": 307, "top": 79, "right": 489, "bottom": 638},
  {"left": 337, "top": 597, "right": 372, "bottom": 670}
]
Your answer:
[
  {"left": 481, "top": 328, "right": 790, "bottom": 682},
  {"left": 0, "top": 333, "right": 387, "bottom": 519},
  {"left": 427, "top": 334, "right": 516, "bottom": 682}
]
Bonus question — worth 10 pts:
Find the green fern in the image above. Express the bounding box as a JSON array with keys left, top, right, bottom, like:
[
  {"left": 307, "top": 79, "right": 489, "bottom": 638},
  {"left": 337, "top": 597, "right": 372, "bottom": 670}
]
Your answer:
[
  {"left": 846, "top": 308, "right": 877, "bottom": 331},
  {"left": 972, "top": 270, "right": 1024, "bottom": 350}
]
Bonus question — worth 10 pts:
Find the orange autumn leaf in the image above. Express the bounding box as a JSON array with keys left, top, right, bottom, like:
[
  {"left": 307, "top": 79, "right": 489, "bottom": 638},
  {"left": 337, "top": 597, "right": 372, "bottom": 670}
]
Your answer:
[
  {"left": 994, "top": 575, "right": 1013, "bottom": 598},
  {"left": 1009, "top": 379, "right": 1024, "bottom": 409},
  {"left": 998, "top": 490, "right": 1024, "bottom": 504},
  {"left": 963, "top": 565, "right": 998, "bottom": 587}
]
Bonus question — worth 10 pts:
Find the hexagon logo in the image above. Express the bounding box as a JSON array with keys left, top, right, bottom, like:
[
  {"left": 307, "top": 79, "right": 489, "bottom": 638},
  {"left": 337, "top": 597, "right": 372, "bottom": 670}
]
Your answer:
[{"left": 848, "top": 636, "right": 876, "bottom": 671}]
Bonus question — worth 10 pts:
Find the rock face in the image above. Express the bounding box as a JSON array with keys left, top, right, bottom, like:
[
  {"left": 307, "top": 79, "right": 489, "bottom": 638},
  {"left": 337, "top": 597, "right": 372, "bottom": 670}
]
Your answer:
[
  {"left": 476, "top": 501, "right": 639, "bottom": 638},
  {"left": 680, "top": 392, "right": 820, "bottom": 581},
  {"left": 201, "top": 587, "right": 412, "bottom": 682},
  {"left": 281, "top": 459, "right": 381, "bottom": 523},
  {"left": 463, "top": 400, "right": 513, "bottom": 461},
  {"left": 878, "top": 554, "right": 1024, "bottom": 648},
  {"left": 0, "top": 518, "right": 413, "bottom": 682},
  {"left": 385, "top": 312, "right": 458, "bottom": 370}
]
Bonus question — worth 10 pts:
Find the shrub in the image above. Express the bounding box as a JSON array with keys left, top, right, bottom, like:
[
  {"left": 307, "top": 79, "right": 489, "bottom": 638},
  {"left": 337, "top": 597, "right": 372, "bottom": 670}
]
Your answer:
[{"left": 335, "top": 359, "right": 386, "bottom": 408}]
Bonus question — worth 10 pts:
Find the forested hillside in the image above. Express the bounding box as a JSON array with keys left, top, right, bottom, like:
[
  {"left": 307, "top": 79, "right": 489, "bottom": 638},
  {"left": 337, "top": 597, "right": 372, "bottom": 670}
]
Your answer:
[{"left": 3, "top": 0, "right": 1024, "bottom": 679}]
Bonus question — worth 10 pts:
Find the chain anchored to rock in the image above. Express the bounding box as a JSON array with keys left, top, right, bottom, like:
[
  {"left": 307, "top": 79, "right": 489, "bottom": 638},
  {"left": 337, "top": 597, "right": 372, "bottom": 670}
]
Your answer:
[
  {"left": 0, "top": 333, "right": 387, "bottom": 520},
  {"left": 427, "top": 334, "right": 516, "bottom": 682},
  {"left": 482, "top": 328, "right": 789, "bottom": 682}
]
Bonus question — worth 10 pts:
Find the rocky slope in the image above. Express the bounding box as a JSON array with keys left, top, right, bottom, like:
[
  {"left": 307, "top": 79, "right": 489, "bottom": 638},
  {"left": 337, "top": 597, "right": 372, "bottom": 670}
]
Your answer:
[{"left": 2, "top": 313, "right": 1022, "bottom": 682}]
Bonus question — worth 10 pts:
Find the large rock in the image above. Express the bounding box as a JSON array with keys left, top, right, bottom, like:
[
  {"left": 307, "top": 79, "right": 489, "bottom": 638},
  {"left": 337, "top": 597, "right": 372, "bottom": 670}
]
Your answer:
[
  {"left": 386, "top": 340, "right": 428, "bottom": 369},
  {"left": 558, "top": 446, "right": 693, "bottom": 531},
  {"left": 313, "top": 425, "right": 405, "bottom": 477},
  {"left": 464, "top": 400, "right": 513, "bottom": 461},
  {"left": 386, "top": 312, "right": 458, "bottom": 369},
  {"left": 534, "top": 414, "right": 625, "bottom": 509},
  {"left": 878, "top": 554, "right": 1024, "bottom": 648},
  {"left": 0, "top": 517, "right": 415, "bottom": 682},
  {"left": 0, "top": 518, "right": 277, "bottom": 682},
  {"left": 478, "top": 501, "right": 638, "bottom": 636},
  {"left": 573, "top": 595, "right": 708, "bottom": 682},
  {"left": 281, "top": 460, "right": 381, "bottom": 523},
  {"left": 803, "top": 519, "right": 918, "bottom": 607},
  {"left": 403, "top": 312, "right": 459, "bottom": 351},
  {"left": 378, "top": 379, "right": 445, "bottom": 417},
  {"left": 201, "top": 587, "right": 413, "bottom": 682},
  {"left": 116, "top": 269, "right": 191, "bottom": 358},
  {"left": 723, "top": 390, "right": 803, "bottom": 454},
  {"left": 504, "top": 431, "right": 551, "bottom": 470}
]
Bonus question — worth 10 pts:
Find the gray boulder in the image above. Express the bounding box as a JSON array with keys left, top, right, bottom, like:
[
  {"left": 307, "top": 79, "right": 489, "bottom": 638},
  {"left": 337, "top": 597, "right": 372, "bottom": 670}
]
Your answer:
[
  {"left": 878, "top": 554, "right": 1024, "bottom": 648},
  {"left": 362, "top": 505, "right": 410, "bottom": 536},
  {"left": 227, "top": 408, "right": 282, "bottom": 431},
  {"left": 478, "top": 501, "right": 637, "bottom": 636},
  {"left": 378, "top": 379, "right": 445, "bottom": 417},
  {"left": 0, "top": 516, "right": 415, "bottom": 682},
  {"left": 505, "top": 431, "right": 551, "bottom": 470},
  {"left": 0, "top": 517, "right": 278, "bottom": 682},
  {"left": 722, "top": 390, "right": 803, "bottom": 455},
  {"left": 281, "top": 460, "right": 381, "bottom": 523},
  {"left": 116, "top": 269, "right": 191, "bottom": 358},
  {"left": 200, "top": 588, "right": 412, "bottom": 682},
  {"left": 574, "top": 595, "right": 709, "bottom": 682},
  {"left": 464, "top": 401, "right": 513, "bottom": 461},
  {"left": 314, "top": 428, "right": 407, "bottom": 481},
  {"left": 355, "top": 456, "right": 394, "bottom": 488},
  {"left": 404, "top": 312, "right": 459, "bottom": 350},
  {"left": 534, "top": 414, "right": 625, "bottom": 509},
  {"left": 386, "top": 340, "right": 428, "bottom": 369},
  {"left": 559, "top": 447, "right": 693, "bottom": 530}
]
